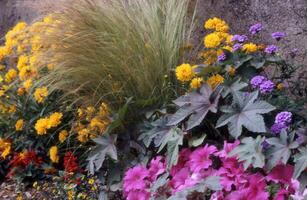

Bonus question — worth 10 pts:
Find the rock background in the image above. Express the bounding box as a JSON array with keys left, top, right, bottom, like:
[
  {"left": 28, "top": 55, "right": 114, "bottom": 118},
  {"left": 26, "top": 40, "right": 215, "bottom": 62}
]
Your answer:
[{"left": 1, "top": 0, "right": 307, "bottom": 64}]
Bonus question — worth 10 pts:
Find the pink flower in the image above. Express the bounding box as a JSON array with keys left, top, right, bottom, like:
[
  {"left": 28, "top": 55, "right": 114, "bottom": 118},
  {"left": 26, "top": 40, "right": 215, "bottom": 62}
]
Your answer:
[
  {"left": 169, "top": 167, "right": 190, "bottom": 190},
  {"left": 123, "top": 165, "right": 149, "bottom": 193},
  {"left": 291, "top": 188, "right": 307, "bottom": 200},
  {"left": 266, "top": 164, "right": 294, "bottom": 184},
  {"left": 273, "top": 189, "right": 289, "bottom": 200},
  {"left": 215, "top": 140, "right": 240, "bottom": 159},
  {"left": 188, "top": 144, "right": 217, "bottom": 173},
  {"left": 170, "top": 148, "right": 191, "bottom": 176},
  {"left": 126, "top": 190, "right": 150, "bottom": 200},
  {"left": 210, "top": 191, "right": 225, "bottom": 200},
  {"left": 148, "top": 156, "right": 166, "bottom": 181}
]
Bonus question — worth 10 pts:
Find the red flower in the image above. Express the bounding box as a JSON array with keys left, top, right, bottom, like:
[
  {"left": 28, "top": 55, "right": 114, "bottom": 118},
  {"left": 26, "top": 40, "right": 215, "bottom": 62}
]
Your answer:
[{"left": 63, "top": 151, "right": 79, "bottom": 173}]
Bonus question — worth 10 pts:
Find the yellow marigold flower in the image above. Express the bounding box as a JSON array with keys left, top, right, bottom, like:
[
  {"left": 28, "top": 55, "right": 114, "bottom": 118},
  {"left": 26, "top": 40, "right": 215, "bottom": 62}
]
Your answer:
[
  {"left": 34, "top": 87, "right": 48, "bottom": 103},
  {"left": 17, "top": 87, "right": 26, "bottom": 96},
  {"left": 15, "top": 119, "right": 24, "bottom": 131},
  {"left": 23, "top": 79, "right": 33, "bottom": 92},
  {"left": 0, "top": 138, "right": 11, "bottom": 159},
  {"left": 77, "top": 128, "right": 90, "bottom": 143},
  {"left": 77, "top": 108, "right": 83, "bottom": 117},
  {"left": 19, "top": 66, "right": 37, "bottom": 81},
  {"left": 204, "top": 17, "right": 229, "bottom": 32},
  {"left": 17, "top": 55, "right": 29, "bottom": 70},
  {"left": 90, "top": 117, "right": 107, "bottom": 132},
  {"left": 222, "top": 45, "right": 233, "bottom": 52},
  {"left": 226, "top": 35, "right": 233, "bottom": 44},
  {"left": 207, "top": 74, "right": 225, "bottom": 89},
  {"left": 277, "top": 83, "right": 284, "bottom": 90},
  {"left": 0, "top": 47, "right": 8, "bottom": 61},
  {"left": 8, "top": 105, "right": 16, "bottom": 113},
  {"left": 12, "top": 22, "right": 27, "bottom": 32},
  {"left": 242, "top": 43, "right": 258, "bottom": 53},
  {"left": 35, "top": 118, "right": 49, "bottom": 135},
  {"left": 67, "top": 190, "right": 75, "bottom": 200},
  {"left": 49, "top": 146, "right": 59, "bottom": 163},
  {"left": 227, "top": 66, "right": 236, "bottom": 76},
  {"left": 88, "top": 178, "right": 95, "bottom": 185},
  {"left": 190, "top": 77, "right": 203, "bottom": 89},
  {"left": 59, "top": 130, "right": 68, "bottom": 143},
  {"left": 5, "top": 69, "right": 17, "bottom": 83},
  {"left": 99, "top": 102, "right": 109, "bottom": 117},
  {"left": 175, "top": 63, "right": 195, "bottom": 82},
  {"left": 48, "top": 112, "right": 63, "bottom": 128},
  {"left": 204, "top": 33, "right": 222, "bottom": 48}
]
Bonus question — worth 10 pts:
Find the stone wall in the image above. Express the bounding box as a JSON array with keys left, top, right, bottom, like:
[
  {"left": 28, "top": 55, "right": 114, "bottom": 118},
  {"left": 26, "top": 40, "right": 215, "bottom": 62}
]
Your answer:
[{"left": 1, "top": 0, "right": 307, "bottom": 63}]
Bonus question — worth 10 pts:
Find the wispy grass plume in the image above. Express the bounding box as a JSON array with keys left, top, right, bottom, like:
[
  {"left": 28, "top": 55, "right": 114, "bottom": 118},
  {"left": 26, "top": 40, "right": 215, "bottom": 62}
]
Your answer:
[{"left": 39, "top": 0, "right": 193, "bottom": 109}]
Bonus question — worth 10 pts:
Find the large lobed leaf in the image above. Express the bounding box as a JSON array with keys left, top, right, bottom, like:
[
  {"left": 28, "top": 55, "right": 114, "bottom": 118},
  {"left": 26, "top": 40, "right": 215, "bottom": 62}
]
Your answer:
[
  {"left": 293, "top": 146, "right": 307, "bottom": 179},
  {"left": 216, "top": 91, "right": 275, "bottom": 138},
  {"left": 167, "top": 84, "right": 221, "bottom": 130}
]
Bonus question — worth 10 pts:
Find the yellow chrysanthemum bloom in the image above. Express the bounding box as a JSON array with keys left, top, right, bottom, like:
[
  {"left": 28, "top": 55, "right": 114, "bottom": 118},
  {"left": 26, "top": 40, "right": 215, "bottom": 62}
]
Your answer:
[
  {"left": 35, "top": 118, "right": 49, "bottom": 135},
  {"left": 0, "top": 138, "right": 11, "bottom": 159},
  {"left": 90, "top": 117, "right": 107, "bottom": 132},
  {"left": 23, "top": 79, "right": 33, "bottom": 92},
  {"left": 204, "top": 17, "right": 229, "bottom": 32},
  {"left": 190, "top": 77, "right": 203, "bottom": 89},
  {"left": 15, "top": 119, "right": 24, "bottom": 131},
  {"left": 242, "top": 43, "right": 258, "bottom": 53},
  {"left": 49, "top": 146, "right": 59, "bottom": 163},
  {"left": 99, "top": 102, "right": 109, "bottom": 117},
  {"left": 8, "top": 105, "right": 16, "bottom": 113},
  {"left": 5, "top": 69, "right": 17, "bottom": 83},
  {"left": 17, "top": 55, "right": 29, "bottom": 70},
  {"left": 19, "top": 66, "right": 37, "bottom": 81},
  {"left": 222, "top": 45, "right": 233, "bottom": 52},
  {"left": 17, "top": 87, "right": 26, "bottom": 96},
  {"left": 77, "top": 128, "right": 90, "bottom": 143},
  {"left": 48, "top": 112, "right": 63, "bottom": 128},
  {"left": 204, "top": 33, "right": 222, "bottom": 48},
  {"left": 34, "top": 87, "right": 48, "bottom": 103},
  {"left": 175, "top": 63, "right": 195, "bottom": 82},
  {"left": 227, "top": 66, "right": 236, "bottom": 76},
  {"left": 277, "top": 83, "right": 284, "bottom": 90},
  {"left": 59, "top": 130, "right": 68, "bottom": 143},
  {"left": 207, "top": 74, "right": 225, "bottom": 89}
]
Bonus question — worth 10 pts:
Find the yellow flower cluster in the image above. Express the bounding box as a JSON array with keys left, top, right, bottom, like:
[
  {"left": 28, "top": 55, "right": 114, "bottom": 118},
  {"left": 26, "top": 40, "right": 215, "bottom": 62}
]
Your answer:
[
  {"left": 204, "top": 17, "right": 229, "bottom": 32},
  {"left": 35, "top": 112, "right": 63, "bottom": 135},
  {"left": 59, "top": 130, "right": 69, "bottom": 143},
  {"left": 0, "top": 138, "right": 11, "bottom": 158},
  {"left": 175, "top": 63, "right": 195, "bottom": 82},
  {"left": 242, "top": 43, "right": 258, "bottom": 53},
  {"left": 15, "top": 119, "right": 24, "bottom": 131},
  {"left": 49, "top": 146, "right": 59, "bottom": 163},
  {"left": 34, "top": 87, "right": 48, "bottom": 103},
  {"left": 207, "top": 74, "right": 225, "bottom": 89},
  {"left": 74, "top": 102, "right": 110, "bottom": 143},
  {"left": 190, "top": 77, "right": 203, "bottom": 89}
]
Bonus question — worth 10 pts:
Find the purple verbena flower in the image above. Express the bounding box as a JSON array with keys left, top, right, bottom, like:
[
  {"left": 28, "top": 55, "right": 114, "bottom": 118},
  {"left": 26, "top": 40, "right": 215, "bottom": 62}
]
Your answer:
[
  {"left": 262, "top": 140, "right": 271, "bottom": 149},
  {"left": 250, "top": 75, "right": 267, "bottom": 88},
  {"left": 249, "top": 23, "right": 262, "bottom": 34},
  {"left": 272, "top": 32, "right": 286, "bottom": 40},
  {"left": 217, "top": 53, "right": 226, "bottom": 62},
  {"left": 265, "top": 45, "right": 278, "bottom": 54},
  {"left": 232, "top": 43, "right": 242, "bottom": 52},
  {"left": 270, "top": 123, "right": 288, "bottom": 134},
  {"left": 275, "top": 111, "right": 292, "bottom": 125},
  {"left": 232, "top": 34, "right": 248, "bottom": 43},
  {"left": 259, "top": 80, "right": 275, "bottom": 94}
]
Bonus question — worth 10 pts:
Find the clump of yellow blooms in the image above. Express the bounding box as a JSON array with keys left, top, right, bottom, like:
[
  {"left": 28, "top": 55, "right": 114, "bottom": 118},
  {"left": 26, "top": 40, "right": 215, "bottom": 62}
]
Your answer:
[
  {"left": 207, "top": 74, "right": 225, "bottom": 89},
  {"left": 15, "top": 119, "right": 24, "bottom": 131},
  {"left": 74, "top": 102, "right": 110, "bottom": 143},
  {"left": 5, "top": 69, "right": 17, "bottom": 83},
  {"left": 204, "top": 17, "right": 229, "bottom": 32},
  {"left": 59, "top": 130, "right": 68, "bottom": 143},
  {"left": 204, "top": 33, "right": 222, "bottom": 48},
  {"left": 34, "top": 87, "right": 48, "bottom": 103},
  {"left": 190, "top": 77, "right": 203, "bottom": 89},
  {"left": 175, "top": 63, "right": 195, "bottom": 82},
  {"left": 35, "top": 112, "right": 63, "bottom": 135},
  {"left": 0, "top": 138, "right": 11, "bottom": 158},
  {"left": 242, "top": 43, "right": 258, "bottom": 53},
  {"left": 49, "top": 146, "right": 59, "bottom": 163}
]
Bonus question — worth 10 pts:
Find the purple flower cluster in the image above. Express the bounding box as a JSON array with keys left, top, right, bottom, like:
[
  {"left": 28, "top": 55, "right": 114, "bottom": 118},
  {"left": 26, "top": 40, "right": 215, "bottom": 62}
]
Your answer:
[
  {"left": 270, "top": 111, "right": 292, "bottom": 134},
  {"left": 250, "top": 76, "right": 275, "bottom": 94},
  {"left": 265, "top": 45, "right": 278, "bottom": 54},
  {"left": 217, "top": 53, "right": 226, "bottom": 62},
  {"left": 232, "top": 34, "right": 248, "bottom": 43},
  {"left": 272, "top": 32, "right": 286, "bottom": 40},
  {"left": 249, "top": 23, "right": 262, "bottom": 34},
  {"left": 232, "top": 43, "right": 242, "bottom": 52}
]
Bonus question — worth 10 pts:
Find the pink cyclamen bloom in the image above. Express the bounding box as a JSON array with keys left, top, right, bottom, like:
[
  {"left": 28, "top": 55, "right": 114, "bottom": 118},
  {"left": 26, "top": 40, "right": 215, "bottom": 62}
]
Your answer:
[
  {"left": 169, "top": 167, "right": 190, "bottom": 190},
  {"left": 170, "top": 148, "right": 192, "bottom": 176},
  {"left": 148, "top": 156, "right": 166, "bottom": 181},
  {"left": 123, "top": 165, "right": 149, "bottom": 193},
  {"left": 266, "top": 164, "right": 294, "bottom": 184},
  {"left": 188, "top": 144, "right": 217, "bottom": 173},
  {"left": 127, "top": 190, "right": 150, "bottom": 200},
  {"left": 215, "top": 140, "right": 240, "bottom": 159},
  {"left": 273, "top": 189, "right": 289, "bottom": 200}
]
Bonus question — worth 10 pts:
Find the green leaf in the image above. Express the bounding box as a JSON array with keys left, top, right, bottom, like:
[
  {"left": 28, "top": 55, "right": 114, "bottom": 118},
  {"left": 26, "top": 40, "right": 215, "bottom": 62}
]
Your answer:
[
  {"left": 293, "top": 146, "right": 307, "bottom": 179},
  {"left": 233, "top": 54, "right": 253, "bottom": 68},
  {"left": 265, "top": 130, "right": 299, "bottom": 170},
  {"left": 222, "top": 78, "right": 248, "bottom": 98},
  {"left": 229, "top": 136, "right": 265, "bottom": 169},
  {"left": 167, "top": 176, "right": 221, "bottom": 200},
  {"left": 168, "top": 84, "right": 221, "bottom": 130},
  {"left": 157, "top": 127, "right": 184, "bottom": 168},
  {"left": 188, "top": 133, "right": 206, "bottom": 147},
  {"left": 86, "top": 134, "right": 118, "bottom": 174},
  {"left": 250, "top": 56, "right": 265, "bottom": 69},
  {"left": 216, "top": 91, "right": 275, "bottom": 138}
]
